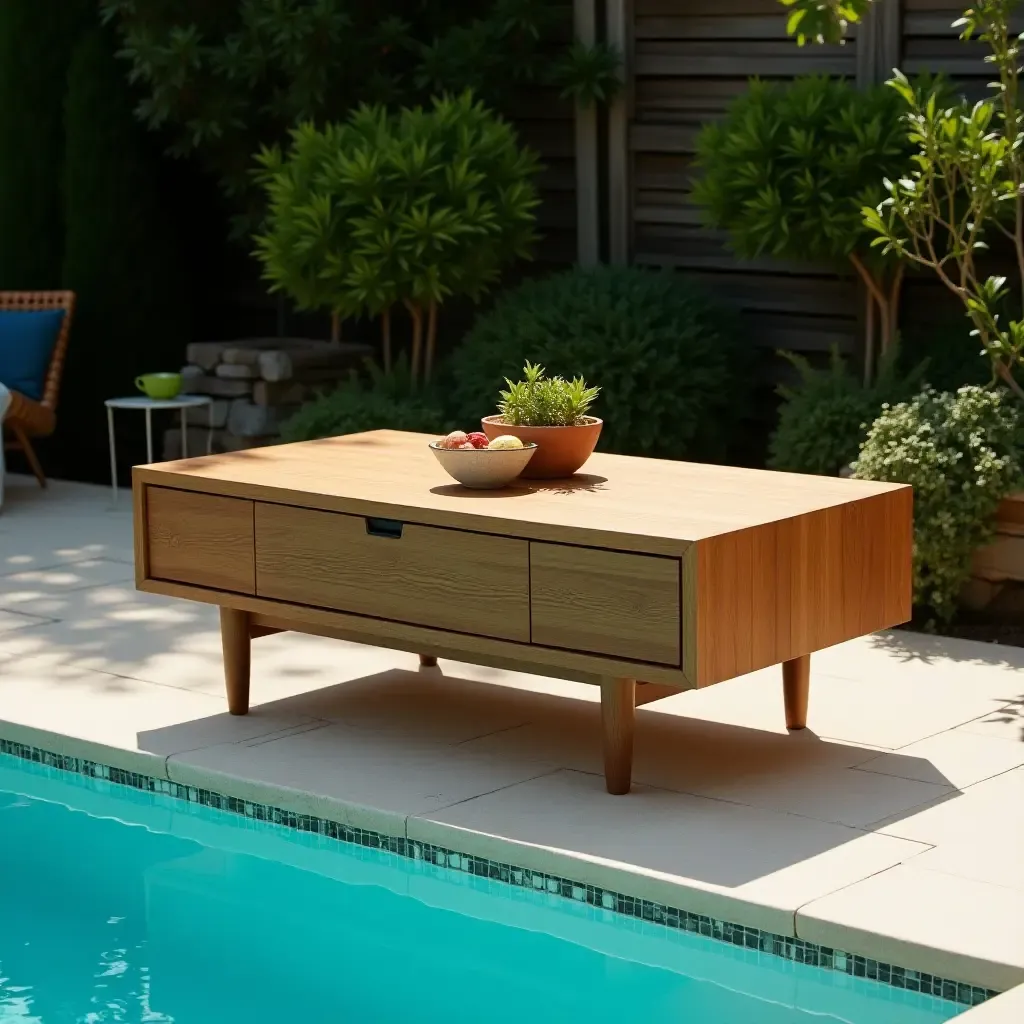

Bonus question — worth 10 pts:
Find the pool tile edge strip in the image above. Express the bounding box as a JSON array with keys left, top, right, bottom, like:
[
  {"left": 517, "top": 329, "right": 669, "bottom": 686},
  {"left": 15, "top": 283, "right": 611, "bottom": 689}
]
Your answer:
[{"left": 0, "top": 737, "right": 996, "bottom": 1010}]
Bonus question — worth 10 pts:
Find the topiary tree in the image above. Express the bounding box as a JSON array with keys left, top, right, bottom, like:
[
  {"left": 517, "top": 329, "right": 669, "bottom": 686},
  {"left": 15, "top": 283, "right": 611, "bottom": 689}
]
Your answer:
[
  {"left": 58, "top": 25, "right": 190, "bottom": 476},
  {"left": 450, "top": 266, "right": 747, "bottom": 461},
  {"left": 693, "top": 75, "right": 913, "bottom": 382},
  {"left": 853, "top": 385, "right": 1022, "bottom": 625},
  {"left": 254, "top": 92, "right": 540, "bottom": 381},
  {"left": 0, "top": 0, "right": 92, "bottom": 287}
]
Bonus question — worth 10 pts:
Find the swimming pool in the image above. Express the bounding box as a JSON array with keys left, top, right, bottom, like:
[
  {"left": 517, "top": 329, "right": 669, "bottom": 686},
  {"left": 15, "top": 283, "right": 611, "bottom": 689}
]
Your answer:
[{"left": 0, "top": 752, "right": 968, "bottom": 1023}]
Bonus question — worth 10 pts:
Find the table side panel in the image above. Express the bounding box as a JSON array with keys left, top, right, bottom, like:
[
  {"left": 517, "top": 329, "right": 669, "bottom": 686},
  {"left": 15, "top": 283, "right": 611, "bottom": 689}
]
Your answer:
[
  {"left": 254, "top": 502, "right": 531, "bottom": 643},
  {"left": 694, "top": 487, "right": 912, "bottom": 686},
  {"left": 133, "top": 479, "right": 149, "bottom": 587},
  {"left": 530, "top": 543, "right": 681, "bottom": 666},
  {"left": 145, "top": 486, "right": 255, "bottom": 594}
]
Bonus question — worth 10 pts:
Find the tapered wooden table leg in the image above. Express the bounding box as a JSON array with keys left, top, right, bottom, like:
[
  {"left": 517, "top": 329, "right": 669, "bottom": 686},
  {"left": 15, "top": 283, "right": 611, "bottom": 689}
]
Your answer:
[
  {"left": 220, "top": 607, "right": 251, "bottom": 715},
  {"left": 783, "top": 654, "right": 810, "bottom": 730},
  {"left": 601, "top": 677, "right": 636, "bottom": 795},
  {"left": 419, "top": 654, "right": 438, "bottom": 668}
]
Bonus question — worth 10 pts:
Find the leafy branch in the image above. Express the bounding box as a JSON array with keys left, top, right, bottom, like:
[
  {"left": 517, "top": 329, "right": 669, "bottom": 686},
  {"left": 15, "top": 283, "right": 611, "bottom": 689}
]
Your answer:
[
  {"left": 780, "top": 0, "right": 874, "bottom": 44},
  {"left": 863, "top": 1, "right": 1024, "bottom": 399}
]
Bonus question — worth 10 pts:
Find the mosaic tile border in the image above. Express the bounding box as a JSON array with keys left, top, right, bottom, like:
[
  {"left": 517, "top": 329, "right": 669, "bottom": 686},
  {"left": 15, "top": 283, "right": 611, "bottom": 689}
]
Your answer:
[{"left": 0, "top": 737, "right": 997, "bottom": 1010}]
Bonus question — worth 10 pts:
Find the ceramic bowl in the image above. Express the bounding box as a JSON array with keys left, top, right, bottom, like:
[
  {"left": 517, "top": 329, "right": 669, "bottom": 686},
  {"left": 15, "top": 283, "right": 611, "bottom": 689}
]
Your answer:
[{"left": 429, "top": 442, "right": 538, "bottom": 489}]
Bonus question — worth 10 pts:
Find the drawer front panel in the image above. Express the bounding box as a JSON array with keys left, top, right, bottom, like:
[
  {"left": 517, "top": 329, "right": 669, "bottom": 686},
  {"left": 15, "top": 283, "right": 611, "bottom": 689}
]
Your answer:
[
  {"left": 254, "top": 503, "right": 530, "bottom": 642},
  {"left": 146, "top": 487, "right": 255, "bottom": 593},
  {"left": 531, "top": 543, "right": 681, "bottom": 665}
]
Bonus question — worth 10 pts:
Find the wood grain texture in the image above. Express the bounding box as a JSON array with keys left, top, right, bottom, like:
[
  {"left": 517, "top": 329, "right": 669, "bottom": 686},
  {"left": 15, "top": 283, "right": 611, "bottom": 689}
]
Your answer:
[
  {"left": 634, "top": 681, "right": 682, "bottom": 705},
  {"left": 136, "top": 430, "right": 904, "bottom": 556},
  {"left": 145, "top": 486, "right": 255, "bottom": 594},
  {"left": 132, "top": 480, "right": 149, "bottom": 587},
  {"left": 693, "top": 487, "right": 913, "bottom": 686},
  {"left": 254, "top": 502, "right": 530, "bottom": 642},
  {"left": 220, "top": 607, "right": 251, "bottom": 715},
  {"left": 601, "top": 677, "right": 636, "bottom": 795},
  {"left": 531, "top": 543, "right": 681, "bottom": 665},
  {"left": 783, "top": 654, "right": 810, "bottom": 730},
  {"left": 138, "top": 578, "right": 693, "bottom": 688}
]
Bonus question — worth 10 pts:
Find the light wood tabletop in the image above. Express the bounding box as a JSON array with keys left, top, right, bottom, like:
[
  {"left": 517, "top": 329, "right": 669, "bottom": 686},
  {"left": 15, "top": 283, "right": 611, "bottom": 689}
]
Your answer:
[{"left": 135, "top": 429, "right": 905, "bottom": 554}]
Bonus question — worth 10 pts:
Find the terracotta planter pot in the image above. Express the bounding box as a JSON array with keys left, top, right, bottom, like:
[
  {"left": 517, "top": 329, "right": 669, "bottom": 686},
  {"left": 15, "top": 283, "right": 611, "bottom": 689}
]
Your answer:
[{"left": 481, "top": 415, "right": 603, "bottom": 479}]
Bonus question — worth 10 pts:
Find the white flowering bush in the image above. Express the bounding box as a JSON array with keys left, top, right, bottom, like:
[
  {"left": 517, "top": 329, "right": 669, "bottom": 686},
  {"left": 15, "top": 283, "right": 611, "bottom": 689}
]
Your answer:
[{"left": 853, "top": 386, "right": 1022, "bottom": 625}]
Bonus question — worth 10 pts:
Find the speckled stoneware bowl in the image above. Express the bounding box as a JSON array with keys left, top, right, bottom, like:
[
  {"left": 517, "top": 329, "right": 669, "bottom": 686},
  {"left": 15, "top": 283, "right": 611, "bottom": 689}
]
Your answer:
[{"left": 429, "top": 442, "right": 538, "bottom": 489}]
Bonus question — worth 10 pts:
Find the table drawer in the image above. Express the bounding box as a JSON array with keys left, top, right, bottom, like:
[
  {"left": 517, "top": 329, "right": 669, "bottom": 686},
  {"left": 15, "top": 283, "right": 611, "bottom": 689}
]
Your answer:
[
  {"left": 254, "top": 503, "right": 530, "bottom": 642},
  {"left": 146, "top": 487, "right": 255, "bottom": 593},
  {"left": 530, "top": 543, "right": 681, "bottom": 665}
]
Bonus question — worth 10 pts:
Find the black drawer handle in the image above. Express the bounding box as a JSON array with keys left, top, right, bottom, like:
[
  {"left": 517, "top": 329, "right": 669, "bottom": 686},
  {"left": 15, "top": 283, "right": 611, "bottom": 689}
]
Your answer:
[{"left": 365, "top": 517, "right": 404, "bottom": 539}]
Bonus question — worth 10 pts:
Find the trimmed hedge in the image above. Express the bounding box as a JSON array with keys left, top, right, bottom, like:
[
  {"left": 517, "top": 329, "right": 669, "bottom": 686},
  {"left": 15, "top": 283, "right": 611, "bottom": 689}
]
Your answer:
[
  {"left": 450, "top": 266, "right": 746, "bottom": 461},
  {"left": 281, "top": 361, "right": 446, "bottom": 442}
]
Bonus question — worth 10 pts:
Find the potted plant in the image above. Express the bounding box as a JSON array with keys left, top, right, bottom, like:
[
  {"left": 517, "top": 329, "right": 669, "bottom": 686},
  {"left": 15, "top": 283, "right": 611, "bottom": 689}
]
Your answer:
[{"left": 481, "top": 362, "right": 601, "bottom": 478}]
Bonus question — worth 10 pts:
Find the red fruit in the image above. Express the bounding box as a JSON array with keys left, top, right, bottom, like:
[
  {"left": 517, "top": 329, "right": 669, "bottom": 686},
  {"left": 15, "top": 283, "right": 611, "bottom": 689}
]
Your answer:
[
  {"left": 467, "top": 432, "right": 489, "bottom": 449},
  {"left": 439, "top": 430, "right": 469, "bottom": 450}
]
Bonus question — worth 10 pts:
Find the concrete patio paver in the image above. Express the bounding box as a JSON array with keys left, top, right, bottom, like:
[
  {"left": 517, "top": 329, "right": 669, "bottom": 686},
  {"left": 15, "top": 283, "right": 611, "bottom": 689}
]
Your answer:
[
  {"left": 406, "top": 767, "right": 932, "bottom": 937},
  {"left": 166, "top": 723, "right": 561, "bottom": 838},
  {"left": 856, "top": 729, "right": 1024, "bottom": 788},
  {"left": 796, "top": 863, "right": 1024, "bottom": 992},
  {"left": 1, "top": 474, "right": 1022, "bottom": 994}
]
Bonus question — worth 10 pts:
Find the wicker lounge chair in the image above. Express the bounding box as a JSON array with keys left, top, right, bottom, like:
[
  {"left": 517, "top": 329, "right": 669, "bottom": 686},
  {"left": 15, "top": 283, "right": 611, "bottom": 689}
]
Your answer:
[{"left": 0, "top": 291, "right": 75, "bottom": 488}]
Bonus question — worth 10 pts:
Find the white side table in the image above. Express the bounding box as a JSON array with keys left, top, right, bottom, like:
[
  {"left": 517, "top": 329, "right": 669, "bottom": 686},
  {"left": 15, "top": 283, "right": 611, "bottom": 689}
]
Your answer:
[{"left": 105, "top": 395, "right": 213, "bottom": 502}]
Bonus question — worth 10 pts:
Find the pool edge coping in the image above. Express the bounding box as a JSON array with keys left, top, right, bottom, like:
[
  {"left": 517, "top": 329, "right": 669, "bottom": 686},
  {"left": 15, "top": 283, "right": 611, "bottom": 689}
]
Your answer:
[{"left": 0, "top": 723, "right": 1006, "bottom": 1014}]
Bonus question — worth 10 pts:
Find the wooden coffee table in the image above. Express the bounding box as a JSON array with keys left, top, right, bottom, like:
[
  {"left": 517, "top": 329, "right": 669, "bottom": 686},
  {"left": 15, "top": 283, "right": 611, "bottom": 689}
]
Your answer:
[{"left": 132, "top": 430, "right": 912, "bottom": 794}]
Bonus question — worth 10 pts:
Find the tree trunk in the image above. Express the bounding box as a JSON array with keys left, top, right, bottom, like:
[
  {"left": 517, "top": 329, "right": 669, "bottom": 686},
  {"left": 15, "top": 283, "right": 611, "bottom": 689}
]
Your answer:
[
  {"left": 424, "top": 299, "right": 438, "bottom": 382},
  {"left": 850, "top": 251, "right": 896, "bottom": 384},
  {"left": 405, "top": 300, "right": 423, "bottom": 385},
  {"left": 330, "top": 310, "right": 341, "bottom": 346},
  {"left": 381, "top": 307, "right": 392, "bottom": 374},
  {"left": 863, "top": 288, "right": 876, "bottom": 386},
  {"left": 887, "top": 264, "right": 904, "bottom": 352}
]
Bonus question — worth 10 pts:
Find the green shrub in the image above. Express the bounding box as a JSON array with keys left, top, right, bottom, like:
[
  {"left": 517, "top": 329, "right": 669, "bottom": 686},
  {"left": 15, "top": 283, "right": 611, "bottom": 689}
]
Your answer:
[
  {"left": 769, "top": 347, "right": 926, "bottom": 476},
  {"left": 853, "top": 386, "right": 1023, "bottom": 625},
  {"left": 280, "top": 361, "right": 446, "bottom": 443},
  {"left": 450, "top": 266, "right": 745, "bottom": 460}
]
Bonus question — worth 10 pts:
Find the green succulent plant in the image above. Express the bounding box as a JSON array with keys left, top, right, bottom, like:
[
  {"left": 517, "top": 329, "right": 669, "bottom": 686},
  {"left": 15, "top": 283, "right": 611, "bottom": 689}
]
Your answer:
[{"left": 497, "top": 362, "right": 600, "bottom": 427}]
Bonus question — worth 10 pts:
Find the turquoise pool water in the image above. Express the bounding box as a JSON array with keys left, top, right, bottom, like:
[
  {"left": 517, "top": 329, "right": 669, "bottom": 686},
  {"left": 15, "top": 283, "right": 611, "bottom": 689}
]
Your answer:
[{"left": 0, "top": 755, "right": 966, "bottom": 1024}]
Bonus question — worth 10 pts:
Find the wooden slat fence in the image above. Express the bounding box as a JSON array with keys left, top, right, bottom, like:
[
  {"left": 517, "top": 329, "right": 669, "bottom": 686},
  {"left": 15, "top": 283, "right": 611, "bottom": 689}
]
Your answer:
[{"left": 602, "top": 0, "right": 1022, "bottom": 367}]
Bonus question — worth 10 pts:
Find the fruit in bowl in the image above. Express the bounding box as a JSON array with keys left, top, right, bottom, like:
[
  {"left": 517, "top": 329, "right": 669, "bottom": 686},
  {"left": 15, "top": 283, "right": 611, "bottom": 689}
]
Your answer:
[
  {"left": 487, "top": 434, "right": 524, "bottom": 450},
  {"left": 429, "top": 430, "right": 537, "bottom": 489}
]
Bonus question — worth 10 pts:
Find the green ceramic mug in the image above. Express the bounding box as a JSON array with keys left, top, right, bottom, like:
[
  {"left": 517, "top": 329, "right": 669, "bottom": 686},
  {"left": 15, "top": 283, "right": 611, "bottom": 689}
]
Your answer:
[{"left": 135, "top": 372, "right": 182, "bottom": 400}]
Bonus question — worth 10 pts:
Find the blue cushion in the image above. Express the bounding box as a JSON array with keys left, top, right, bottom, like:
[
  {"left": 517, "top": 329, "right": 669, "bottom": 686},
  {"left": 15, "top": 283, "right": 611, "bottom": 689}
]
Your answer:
[{"left": 0, "top": 309, "right": 64, "bottom": 401}]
